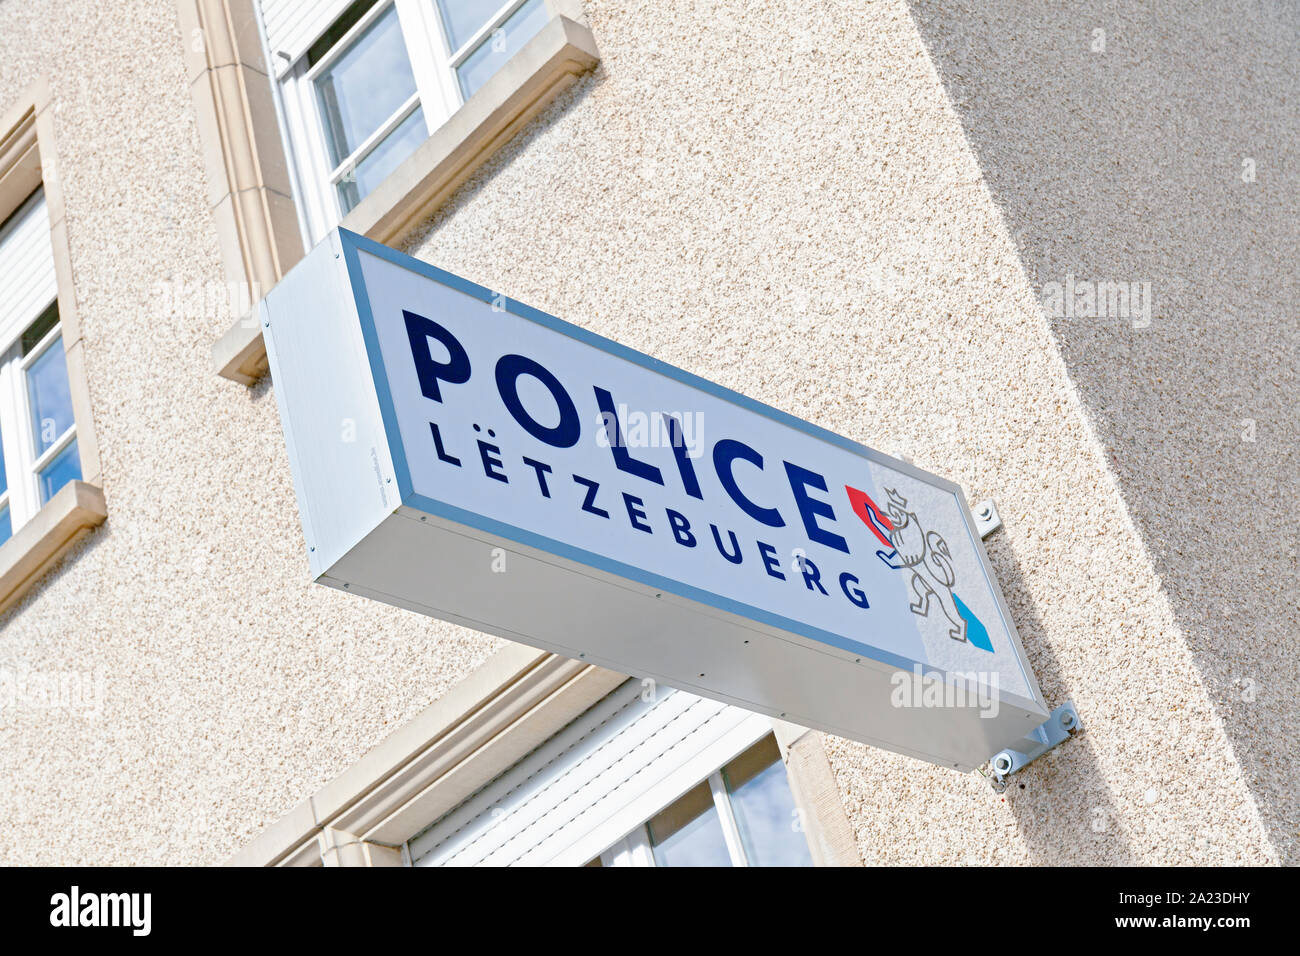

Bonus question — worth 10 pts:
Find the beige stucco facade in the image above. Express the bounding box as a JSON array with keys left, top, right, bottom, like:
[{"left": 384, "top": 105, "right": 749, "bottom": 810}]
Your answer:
[{"left": 0, "top": 0, "right": 1293, "bottom": 866}]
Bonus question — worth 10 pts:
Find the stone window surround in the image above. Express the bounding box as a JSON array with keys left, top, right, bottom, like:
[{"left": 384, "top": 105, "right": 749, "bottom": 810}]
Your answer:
[
  {"left": 179, "top": 0, "right": 601, "bottom": 387},
  {"left": 227, "top": 644, "right": 863, "bottom": 867},
  {"left": 0, "top": 80, "right": 108, "bottom": 618}
]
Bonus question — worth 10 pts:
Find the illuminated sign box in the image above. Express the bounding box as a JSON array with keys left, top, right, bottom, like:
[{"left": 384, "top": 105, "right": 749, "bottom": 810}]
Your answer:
[{"left": 263, "top": 229, "right": 1049, "bottom": 771}]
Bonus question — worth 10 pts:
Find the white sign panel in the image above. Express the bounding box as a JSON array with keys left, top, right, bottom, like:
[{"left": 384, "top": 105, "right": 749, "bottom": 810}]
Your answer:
[{"left": 263, "top": 230, "right": 1049, "bottom": 771}]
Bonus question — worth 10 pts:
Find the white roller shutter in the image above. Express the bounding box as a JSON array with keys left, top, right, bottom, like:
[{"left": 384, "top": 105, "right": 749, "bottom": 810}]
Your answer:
[
  {"left": 0, "top": 189, "right": 56, "bottom": 353},
  {"left": 409, "top": 681, "right": 772, "bottom": 867},
  {"left": 259, "top": 0, "right": 356, "bottom": 75}
]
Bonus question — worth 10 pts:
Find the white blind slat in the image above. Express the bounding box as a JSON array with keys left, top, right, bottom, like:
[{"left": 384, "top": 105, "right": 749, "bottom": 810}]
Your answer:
[
  {"left": 0, "top": 190, "right": 56, "bottom": 353},
  {"left": 410, "top": 682, "right": 771, "bottom": 867},
  {"left": 258, "top": 0, "right": 356, "bottom": 75}
]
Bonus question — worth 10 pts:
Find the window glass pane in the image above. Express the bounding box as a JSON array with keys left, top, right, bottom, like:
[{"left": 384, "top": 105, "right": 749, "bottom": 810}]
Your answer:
[
  {"left": 336, "top": 106, "right": 428, "bottom": 213},
  {"left": 0, "top": 425, "right": 7, "bottom": 497},
  {"left": 722, "top": 736, "right": 813, "bottom": 867},
  {"left": 27, "top": 335, "right": 75, "bottom": 456},
  {"left": 314, "top": 3, "right": 419, "bottom": 168},
  {"left": 38, "top": 438, "right": 80, "bottom": 504},
  {"left": 0, "top": 506, "right": 10, "bottom": 546},
  {"left": 646, "top": 781, "right": 732, "bottom": 867},
  {"left": 436, "top": 0, "right": 512, "bottom": 53},
  {"left": 455, "top": 0, "right": 548, "bottom": 99}
]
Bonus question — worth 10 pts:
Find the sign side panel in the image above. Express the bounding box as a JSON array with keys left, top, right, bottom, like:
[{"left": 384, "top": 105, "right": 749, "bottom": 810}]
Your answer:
[{"left": 262, "top": 232, "right": 397, "bottom": 576}]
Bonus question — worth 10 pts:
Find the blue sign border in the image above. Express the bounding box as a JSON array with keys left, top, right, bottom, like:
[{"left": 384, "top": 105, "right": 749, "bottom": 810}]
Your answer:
[{"left": 337, "top": 228, "right": 1040, "bottom": 703}]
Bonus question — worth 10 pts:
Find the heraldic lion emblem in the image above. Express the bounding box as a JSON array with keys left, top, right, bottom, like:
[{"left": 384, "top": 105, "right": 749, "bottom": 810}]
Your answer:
[{"left": 878, "top": 488, "right": 968, "bottom": 643}]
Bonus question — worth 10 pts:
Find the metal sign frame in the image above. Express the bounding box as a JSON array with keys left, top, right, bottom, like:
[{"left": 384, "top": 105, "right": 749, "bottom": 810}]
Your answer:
[{"left": 263, "top": 228, "right": 1051, "bottom": 772}]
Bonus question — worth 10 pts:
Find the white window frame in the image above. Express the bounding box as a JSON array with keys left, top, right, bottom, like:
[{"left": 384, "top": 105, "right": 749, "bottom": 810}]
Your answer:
[
  {"left": 0, "top": 186, "right": 79, "bottom": 540},
  {"left": 277, "top": 0, "right": 540, "bottom": 243},
  {"left": 0, "top": 308, "right": 78, "bottom": 537}
]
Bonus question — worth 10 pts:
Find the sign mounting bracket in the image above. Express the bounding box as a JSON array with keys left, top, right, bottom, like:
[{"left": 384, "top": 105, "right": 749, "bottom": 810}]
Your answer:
[{"left": 987, "top": 701, "right": 1081, "bottom": 791}]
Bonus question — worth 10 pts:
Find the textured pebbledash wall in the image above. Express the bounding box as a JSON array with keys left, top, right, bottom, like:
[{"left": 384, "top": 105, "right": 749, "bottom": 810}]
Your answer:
[
  {"left": 904, "top": 0, "right": 1299, "bottom": 865},
  {"left": 399, "top": 0, "right": 1289, "bottom": 864},
  {"left": 0, "top": 0, "right": 1291, "bottom": 865},
  {"left": 0, "top": 0, "right": 505, "bottom": 865}
]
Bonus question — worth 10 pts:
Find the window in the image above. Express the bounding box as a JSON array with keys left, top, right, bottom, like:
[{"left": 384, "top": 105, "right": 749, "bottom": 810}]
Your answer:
[
  {"left": 407, "top": 680, "right": 808, "bottom": 867},
  {"left": 272, "top": 0, "right": 551, "bottom": 240},
  {"left": 0, "top": 189, "right": 82, "bottom": 547},
  {"left": 595, "top": 736, "right": 814, "bottom": 867}
]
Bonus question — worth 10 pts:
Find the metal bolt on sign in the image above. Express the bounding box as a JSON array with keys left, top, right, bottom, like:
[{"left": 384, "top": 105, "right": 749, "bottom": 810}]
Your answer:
[{"left": 972, "top": 499, "right": 1002, "bottom": 537}]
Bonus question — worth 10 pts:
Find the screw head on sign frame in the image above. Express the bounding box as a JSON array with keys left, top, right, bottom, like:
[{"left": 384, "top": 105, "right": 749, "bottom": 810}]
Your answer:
[{"left": 973, "top": 499, "right": 1002, "bottom": 538}]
